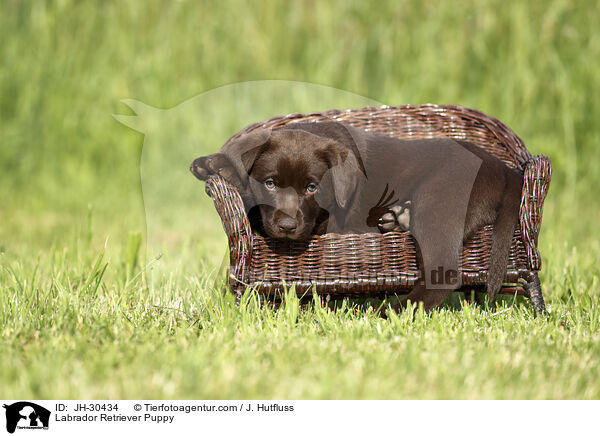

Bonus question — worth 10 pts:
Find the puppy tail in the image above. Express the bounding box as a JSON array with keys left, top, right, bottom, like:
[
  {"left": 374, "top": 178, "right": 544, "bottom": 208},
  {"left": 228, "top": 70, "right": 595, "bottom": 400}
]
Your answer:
[{"left": 486, "top": 173, "right": 522, "bottom": 300}]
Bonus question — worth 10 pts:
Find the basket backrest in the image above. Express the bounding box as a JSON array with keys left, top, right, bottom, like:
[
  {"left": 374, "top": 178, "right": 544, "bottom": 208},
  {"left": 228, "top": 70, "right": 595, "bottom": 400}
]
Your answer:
[{"left": 226, "top": 104, "right": 532, "bottom": 171}]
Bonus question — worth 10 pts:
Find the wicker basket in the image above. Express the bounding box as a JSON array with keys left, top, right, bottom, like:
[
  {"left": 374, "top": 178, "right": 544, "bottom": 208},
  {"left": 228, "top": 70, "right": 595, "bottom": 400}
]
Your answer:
[{"left": 204, "top": 104, "right": 551, "bottom": 313}]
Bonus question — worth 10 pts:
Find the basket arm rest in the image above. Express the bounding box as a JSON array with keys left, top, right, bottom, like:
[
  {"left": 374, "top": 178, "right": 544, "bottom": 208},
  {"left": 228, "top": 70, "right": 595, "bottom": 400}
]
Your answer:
[
  {"left": 205, "top": 176, "right": 253, "bottom": 288},
  {"left": 519, "top": 154, "right": 552, "bottom": 271}
]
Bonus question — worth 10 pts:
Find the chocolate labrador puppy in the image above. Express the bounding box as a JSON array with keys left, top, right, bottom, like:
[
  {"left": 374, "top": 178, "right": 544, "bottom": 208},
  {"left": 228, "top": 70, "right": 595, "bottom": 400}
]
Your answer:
[{"left": 191, "top": 122, "right": 523, "bottom": 312}]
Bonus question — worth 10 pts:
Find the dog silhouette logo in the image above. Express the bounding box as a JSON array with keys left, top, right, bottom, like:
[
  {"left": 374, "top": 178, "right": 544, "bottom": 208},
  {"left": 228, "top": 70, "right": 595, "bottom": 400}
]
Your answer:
[{"left": 3, "top": 402, "right": 50, "bottom": 433}]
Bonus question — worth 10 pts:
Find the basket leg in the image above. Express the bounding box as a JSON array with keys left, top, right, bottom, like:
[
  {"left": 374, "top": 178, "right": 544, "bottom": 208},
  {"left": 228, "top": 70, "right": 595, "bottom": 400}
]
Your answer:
[{"left": 525, "top": 273, "right": 546, "bottom": 315}]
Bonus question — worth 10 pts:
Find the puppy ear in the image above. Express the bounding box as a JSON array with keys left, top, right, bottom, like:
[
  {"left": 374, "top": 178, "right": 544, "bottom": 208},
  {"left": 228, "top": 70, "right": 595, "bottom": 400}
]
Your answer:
[
  {"left": 321, "top": 141, "right": 363, "bottom": 209},
  {"left": 240, "top": 141, "right": 268, "bottom": 174},
  {"left": 220, "top": 129, "right": 271, "bottom": 185}
]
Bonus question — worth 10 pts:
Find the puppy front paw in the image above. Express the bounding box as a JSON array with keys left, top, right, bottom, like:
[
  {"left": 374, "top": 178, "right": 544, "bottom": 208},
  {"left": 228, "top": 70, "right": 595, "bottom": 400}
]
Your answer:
[
  {"left": 377, "top": 201, "right": 411, "bottom": 233},
  {"left": 190, "top": 153, "right": 243, "bottom": 185}
]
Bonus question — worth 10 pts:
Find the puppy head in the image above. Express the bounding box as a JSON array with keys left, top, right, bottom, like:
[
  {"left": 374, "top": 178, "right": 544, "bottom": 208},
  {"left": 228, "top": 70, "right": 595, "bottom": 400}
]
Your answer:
[{"left": 243, "top": 127, "right": 362, "bottom": 240}]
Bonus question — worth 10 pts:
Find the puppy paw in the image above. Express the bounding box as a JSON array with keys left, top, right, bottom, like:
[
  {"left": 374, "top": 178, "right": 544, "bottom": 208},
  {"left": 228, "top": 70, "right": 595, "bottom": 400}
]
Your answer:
[
  {"left": 190, "top": 153, "right": 242, "bottom": 185},
  {"left": 377, "top": 200, "right": 411, "bottom": 233}
]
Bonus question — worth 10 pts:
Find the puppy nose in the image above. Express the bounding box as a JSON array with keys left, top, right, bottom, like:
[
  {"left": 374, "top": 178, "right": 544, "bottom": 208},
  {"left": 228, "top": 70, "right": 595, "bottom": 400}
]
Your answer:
[{"left": 277, "top": 217, "right": 297, "bottom": 233}]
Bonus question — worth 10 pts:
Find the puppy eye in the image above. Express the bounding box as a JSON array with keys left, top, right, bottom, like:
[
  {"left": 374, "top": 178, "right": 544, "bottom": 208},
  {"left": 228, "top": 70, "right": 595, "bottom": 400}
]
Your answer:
[
  {"left": 264, "top": 179, "right": 276, "bottom": 190},
  {"left": 306, "top": 183, "right": 318, "bottom": 194}
]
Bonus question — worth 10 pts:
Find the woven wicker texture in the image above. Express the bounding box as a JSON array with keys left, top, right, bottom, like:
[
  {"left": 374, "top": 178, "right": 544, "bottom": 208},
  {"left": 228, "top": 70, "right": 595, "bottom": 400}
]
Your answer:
[{"left": 205, "top": 104, "right": 551, "bottom": 302}]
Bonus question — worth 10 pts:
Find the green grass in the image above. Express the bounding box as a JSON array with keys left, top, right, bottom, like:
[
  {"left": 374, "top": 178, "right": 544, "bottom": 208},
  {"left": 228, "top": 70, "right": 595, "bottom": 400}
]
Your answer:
[
  {"left": 2, "top": 237, "right": 600, "bottom": 399},
  {"left": 1, "top": 0, "right": 600, "bottom": 399}
]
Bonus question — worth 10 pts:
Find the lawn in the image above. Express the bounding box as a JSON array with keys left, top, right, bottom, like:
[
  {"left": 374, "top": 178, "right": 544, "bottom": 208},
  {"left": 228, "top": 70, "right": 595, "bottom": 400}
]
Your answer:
[{"left": 1, "top": 0, "right": 599, "bottom": 399}]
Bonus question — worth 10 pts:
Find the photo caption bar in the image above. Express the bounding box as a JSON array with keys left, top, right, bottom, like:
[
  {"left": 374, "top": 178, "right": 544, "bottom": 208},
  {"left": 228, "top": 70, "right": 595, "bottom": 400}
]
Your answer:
[{"left": 0, "top": 400, "right": 596, "bottom": 435}]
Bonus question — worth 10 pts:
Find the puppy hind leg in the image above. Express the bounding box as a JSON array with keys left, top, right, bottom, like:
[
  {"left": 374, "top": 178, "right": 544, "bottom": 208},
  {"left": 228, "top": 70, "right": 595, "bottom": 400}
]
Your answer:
[
  {"left": 380, "top": 285, "right": 454, "bottom": 316},
  {"left": 404, "top": 285, "right": 454, "bottom": 312}
]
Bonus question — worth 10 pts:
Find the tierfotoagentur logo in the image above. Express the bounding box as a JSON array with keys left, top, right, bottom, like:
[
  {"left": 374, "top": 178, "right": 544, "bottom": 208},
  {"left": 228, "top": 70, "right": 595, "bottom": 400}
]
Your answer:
[
  {"left": 3, "top": 402, "right": 50, "bottom": 433},
  {"left": 113, "top": 80, "right": 382, "bottom": 276}
]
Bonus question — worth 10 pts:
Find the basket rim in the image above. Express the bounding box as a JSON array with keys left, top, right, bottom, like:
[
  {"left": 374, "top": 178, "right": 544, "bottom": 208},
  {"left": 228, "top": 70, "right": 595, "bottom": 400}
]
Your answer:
[{"left": 223, "top": 103, "right": 532, "bottom": 169}]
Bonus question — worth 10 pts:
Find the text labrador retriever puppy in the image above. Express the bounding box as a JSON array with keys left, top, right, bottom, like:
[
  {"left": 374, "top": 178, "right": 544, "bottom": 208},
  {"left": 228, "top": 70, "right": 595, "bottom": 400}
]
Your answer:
[{"left": 191, "top": 122, "right": 523, "bottom": 312}]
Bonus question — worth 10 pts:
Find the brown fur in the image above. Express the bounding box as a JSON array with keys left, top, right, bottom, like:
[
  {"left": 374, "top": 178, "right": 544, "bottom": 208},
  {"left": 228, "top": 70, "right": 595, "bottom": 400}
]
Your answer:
[{"left": 191, "top": 122, "right": 523, "bottom": 311}]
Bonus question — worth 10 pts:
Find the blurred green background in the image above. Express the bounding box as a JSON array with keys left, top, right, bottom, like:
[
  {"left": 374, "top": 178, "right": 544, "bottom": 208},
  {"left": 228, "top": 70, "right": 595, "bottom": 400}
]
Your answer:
[
  {"left": 2, "top": 0, "right": 599, "bottom": 255},
  {"left": 1, "top": 0, "right": 600, "bottom": 399}
]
